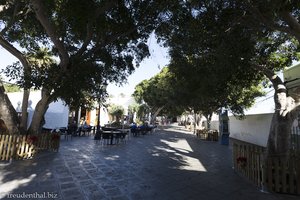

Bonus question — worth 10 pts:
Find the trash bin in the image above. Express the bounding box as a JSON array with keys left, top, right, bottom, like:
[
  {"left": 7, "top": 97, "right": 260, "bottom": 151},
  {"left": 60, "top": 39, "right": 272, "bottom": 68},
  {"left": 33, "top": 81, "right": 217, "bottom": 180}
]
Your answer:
[
  {"left": 219, "top": 109, "right": 230, "bottom": 145},
  {"left": 221, "top": 133, "right": 229, "bottom": 145}
]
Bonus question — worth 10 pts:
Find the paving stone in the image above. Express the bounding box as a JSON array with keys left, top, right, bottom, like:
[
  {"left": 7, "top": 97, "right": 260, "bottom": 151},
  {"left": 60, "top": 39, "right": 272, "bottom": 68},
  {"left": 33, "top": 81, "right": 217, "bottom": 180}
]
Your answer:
[
  {"left": 79, "top": 179, "right": 95, "bottom": 186},
  {"left": 59, "top": 176, "right": 74, "bottom": 183},
  {"left": 105, "top": 187, "right": 122, "bottom": 197},
  {"left": 60, "top": 182, "right": 77, "bottom": 190},
  {"left": 87, "top": 190, "right": 107, "bottom": 200},
  {"left": 61, "top": 188, "right": 83, "bottom": 198},
  {"left": 1, "top": 126, "right": 298, "bottom": 200},
  {"left": 110, "top": 195, "right": 130, "bottom": 200}
]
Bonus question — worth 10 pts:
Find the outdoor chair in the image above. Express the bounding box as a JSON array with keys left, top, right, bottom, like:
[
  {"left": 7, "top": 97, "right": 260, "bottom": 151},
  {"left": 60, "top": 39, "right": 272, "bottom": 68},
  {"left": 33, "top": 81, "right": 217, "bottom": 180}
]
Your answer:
[
  {"left": 131, "top": 127, "right": 138, "bottom": 137},
  {"left": 146, "top": 126, "right": 153, "bottom": 134},
  {"left": 65, "top": 128, "right": 72, "bottom": 140},
  {"left": 84, "top": 126, "right": 92, "bottom": 136},
  {"left": 114, "top": 132, "right": 127, "bottom": 144},
  {"left": 94, "top": 130, "right": 102, "bottom": 144},
  {"left": 58, "top": 127, "right": 71, "bottom": 140},
  {"left": 76, "top": 127, "right": 82, "bottom": 136},
  {"left": 101, "top": 132, "right": 112, "bottom": 145}
]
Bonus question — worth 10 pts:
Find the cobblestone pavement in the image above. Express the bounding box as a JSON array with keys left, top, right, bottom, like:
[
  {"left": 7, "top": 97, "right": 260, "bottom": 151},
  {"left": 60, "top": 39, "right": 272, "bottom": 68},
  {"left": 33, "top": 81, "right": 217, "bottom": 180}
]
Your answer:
[{"left": 0, "top": 125, "right": 299, "bottom": 200}]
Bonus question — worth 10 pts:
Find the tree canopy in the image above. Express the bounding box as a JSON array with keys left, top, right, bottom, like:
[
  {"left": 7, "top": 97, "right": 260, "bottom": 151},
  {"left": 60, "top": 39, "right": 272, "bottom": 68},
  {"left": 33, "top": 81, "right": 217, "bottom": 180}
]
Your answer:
[
  {"left": 0, "top": 0, "right": 169, "bottom": 133},
  {"left": 133, "top": 67, "right": 184, "bottom": 119},
  {"left": 108, "top": 104, "right": 124, "bottom": 122},
  {"left": 153, "top": 0, "right": 300, "bottom": 156}
]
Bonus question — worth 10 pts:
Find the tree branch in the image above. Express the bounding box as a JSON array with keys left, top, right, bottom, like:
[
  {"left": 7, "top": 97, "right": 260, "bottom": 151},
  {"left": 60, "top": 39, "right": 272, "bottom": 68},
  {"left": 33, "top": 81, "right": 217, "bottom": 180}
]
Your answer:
[
  {"left": 279, "top": 11, "right": 300, "bottom": 43},
  {"left": 94, "top": 0, "right": 118, "bottom": 18},
  {"left": 251, "top": 64, "right": 288, "bottom": 113},
  {"left": 30, "top": 0, "right": 69, "bottom": 70},
  {"left": 0, "top": 35, "right": 29, "bottom": 70},
  {"left": 74, "top": 0, "right": 118, "bottom": 58},
  {"left": 249, "top": 5, "right": 291, "bottom": 32},
  {"left": 74, "top": 22, "right": 93, "bottom": 57},
  {"left": 87, "top": 27, "right": 137, "bottom": 59},
  {"left": 248, "top": 3, "right": 300, "bottom": 43}
]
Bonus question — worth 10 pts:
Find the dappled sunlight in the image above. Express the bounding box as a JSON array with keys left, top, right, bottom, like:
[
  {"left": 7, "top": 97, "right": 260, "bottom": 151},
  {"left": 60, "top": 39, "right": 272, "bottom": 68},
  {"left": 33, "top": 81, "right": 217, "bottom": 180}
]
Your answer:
[
  {"left": 105, "top": 155, "right": 120, "bottom": 160},
  {"left": 157, "top": 139, "right": 207, "bottom": 172},
  {"left": 66, "top": 148, "right": 80, "bottom": 152},
  {"left": 82, "top": 154, "right": 90, "bottom": 159},
  {"left": 161, "top": 139, "right": 193, "bottom": 153},
  {"left": 0, "top": 174, "right": 36, "bottom": 195}
]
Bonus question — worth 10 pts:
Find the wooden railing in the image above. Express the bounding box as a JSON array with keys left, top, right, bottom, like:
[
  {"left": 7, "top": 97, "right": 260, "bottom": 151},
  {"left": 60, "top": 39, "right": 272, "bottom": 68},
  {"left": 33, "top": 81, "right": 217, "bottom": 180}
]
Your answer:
[
  {"left": 0, "top": 133, "right": 60, "bottom": 161},
  {"left": 291, "top": 127, "right": 300, "bottom": 152},
  {"left": 232, "top": 138, "right": 300, "bottom": 195}
]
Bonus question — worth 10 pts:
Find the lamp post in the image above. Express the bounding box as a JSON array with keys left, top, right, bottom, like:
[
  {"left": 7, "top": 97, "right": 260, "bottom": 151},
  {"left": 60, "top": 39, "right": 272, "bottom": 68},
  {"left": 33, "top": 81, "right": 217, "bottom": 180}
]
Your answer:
[
  {"left": 97, "top": 98, "right": 101, "bottom": 132},
  {"left": 95, "top": 84, "right": 107, "bottom": 132}
]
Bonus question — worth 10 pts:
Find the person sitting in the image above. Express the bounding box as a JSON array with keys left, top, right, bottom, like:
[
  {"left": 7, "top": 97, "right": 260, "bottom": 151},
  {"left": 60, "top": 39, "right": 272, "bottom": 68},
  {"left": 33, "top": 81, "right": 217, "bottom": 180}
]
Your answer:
[
  {"left": 69, "top": 121, "right": 78, "bottom": 136},
  {"left": 139, "top": 122, "right": 148, "bottom": 135},
  {"left": 130, "top": 122, "right": 138, "bottom": 136}
]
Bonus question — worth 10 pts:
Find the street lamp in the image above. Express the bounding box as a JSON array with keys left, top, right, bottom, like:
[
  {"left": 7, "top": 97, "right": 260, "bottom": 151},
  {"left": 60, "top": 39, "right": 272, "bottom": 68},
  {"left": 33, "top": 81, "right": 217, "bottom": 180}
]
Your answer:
[
  {"left": 96, "top": 84, "right": 107, "bottom": 132},
  {"left": 97, "top": 99, "right": 101, "bottom": 131}
]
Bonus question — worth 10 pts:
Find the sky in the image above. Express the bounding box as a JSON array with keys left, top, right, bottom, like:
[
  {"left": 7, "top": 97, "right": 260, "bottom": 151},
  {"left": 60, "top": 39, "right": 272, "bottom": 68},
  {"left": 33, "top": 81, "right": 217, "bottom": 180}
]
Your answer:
[
  {"left": 0, "top": 34, "right": 170, "bottom": 96},
  {"left": 107, "top": 34, "right": 170, "bottom": 96}
]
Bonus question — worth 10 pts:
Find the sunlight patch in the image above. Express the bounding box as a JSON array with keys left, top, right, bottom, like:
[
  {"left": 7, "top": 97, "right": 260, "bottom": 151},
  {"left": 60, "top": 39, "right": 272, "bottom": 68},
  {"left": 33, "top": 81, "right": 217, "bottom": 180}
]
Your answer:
[
  {"left": 0, "top": 174, "right": 36, "bottom": 195},
  {"left": 105, "top": 155, "right": 119, "bottom": 160},
  {"left": 160, "top": 139, "right": 207, "bottom": 172}
]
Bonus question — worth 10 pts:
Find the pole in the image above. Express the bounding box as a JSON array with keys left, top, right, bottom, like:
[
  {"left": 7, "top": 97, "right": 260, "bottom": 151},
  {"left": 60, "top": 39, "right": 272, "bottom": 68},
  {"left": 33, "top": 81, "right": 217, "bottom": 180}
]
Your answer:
[{"left": 97, "top": 99, "right": 101, "bottom": 131}]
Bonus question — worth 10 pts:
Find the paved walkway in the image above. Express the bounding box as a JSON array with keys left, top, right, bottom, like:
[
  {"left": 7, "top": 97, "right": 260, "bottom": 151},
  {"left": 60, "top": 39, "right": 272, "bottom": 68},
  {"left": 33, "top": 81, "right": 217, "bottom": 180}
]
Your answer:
[{"left": 0, "top": 125, "right": 298, "bottom": 200}]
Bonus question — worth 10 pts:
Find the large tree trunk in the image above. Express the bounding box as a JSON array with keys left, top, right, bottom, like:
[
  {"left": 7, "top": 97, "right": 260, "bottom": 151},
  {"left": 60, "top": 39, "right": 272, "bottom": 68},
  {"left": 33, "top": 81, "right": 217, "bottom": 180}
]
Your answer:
[
  {"left": 20, "top": 89, "right": 30, "bottom": 133},
  {"left": 0, "top": 34, "right": 31, "bottom": 134},
  {"left": 204, "top": 113, "right": 212, "bottom": 130},
  {"left": 264, "top": 71, "right": 300, "bottom": 157},
  {"left": 267, "top": 110, "right": 295, "bottom": 157},
  {"left": 151, "top": 106, "right": 164, "bottom": 125},
  {"left": 27, "top": 89, "right": 51, "bottom": 134},
  {"left": 0, "top": 83, "right": 20, "bottom": 134}
]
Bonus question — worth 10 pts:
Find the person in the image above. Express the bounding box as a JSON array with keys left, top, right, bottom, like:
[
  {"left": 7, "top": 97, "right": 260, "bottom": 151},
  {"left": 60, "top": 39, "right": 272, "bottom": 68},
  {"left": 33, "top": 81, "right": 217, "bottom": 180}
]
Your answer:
[
  {"left": 70, "top": 120, "right": 78, "bottom": 136},
  {"left": 83, "top": 121, "right": 89, "bottom": 129},
  {"left": 139, "top": 122, "right": 148, "bottom": 135},
  {"left": 130, "top": 122, "right": 138, "bottom": 136}
]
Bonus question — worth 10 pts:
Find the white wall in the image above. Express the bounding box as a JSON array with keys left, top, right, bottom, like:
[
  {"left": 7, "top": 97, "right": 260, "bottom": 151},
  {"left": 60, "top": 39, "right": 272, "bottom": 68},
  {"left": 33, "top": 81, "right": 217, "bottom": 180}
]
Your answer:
[
  {"left": 8, "top": 91, "right": 69, "bottom": 129},
  {"left": 43, "top": 99, "right": 69, "bottom": 129},
  {"left": 229, "top": 113, "right": 273, "bottom": 147}
]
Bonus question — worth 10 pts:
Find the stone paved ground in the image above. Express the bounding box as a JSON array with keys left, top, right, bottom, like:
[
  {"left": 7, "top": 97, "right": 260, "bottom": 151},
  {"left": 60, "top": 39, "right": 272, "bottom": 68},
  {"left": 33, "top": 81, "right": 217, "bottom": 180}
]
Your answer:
[{"left": 0, "top": 125, "right": 299, "bottom": 200}]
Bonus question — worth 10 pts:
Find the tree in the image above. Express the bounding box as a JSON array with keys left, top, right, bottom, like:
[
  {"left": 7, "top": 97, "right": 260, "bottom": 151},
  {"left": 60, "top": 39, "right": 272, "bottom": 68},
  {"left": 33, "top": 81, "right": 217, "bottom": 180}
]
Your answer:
[
  {"left": 127, "top": 103, "right": 139, "bottom": 123},
  {"left": 133, "top": 67, "right": 184, "bottom": 123},
  {"left": 108, "top": 104, "right": 124, "bottom": 123},
  {"left": 0, "top": 0, "right": 166, "bottom": 134},
  {"left": 3, "top": 83, "right": 21, "bottom": 93},
  {"left": 155, "top": 0, "right": 300, "bottom": 157},
  {"left": 136, "top": 103, "right": 150, "bottom": 123},
  {"left": 0, "top": 82, "right": 19, "bottom": 134}
]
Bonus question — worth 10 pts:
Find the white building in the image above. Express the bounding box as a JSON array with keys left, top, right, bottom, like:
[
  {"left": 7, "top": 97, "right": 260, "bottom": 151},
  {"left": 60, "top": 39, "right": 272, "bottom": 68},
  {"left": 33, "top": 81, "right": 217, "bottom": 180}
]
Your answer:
[
  {"left": 229, "top": 91, "right": 274, "bottom": 147},
  {"left": 78, "top": 93, "right": 136, "bottom": 126}
]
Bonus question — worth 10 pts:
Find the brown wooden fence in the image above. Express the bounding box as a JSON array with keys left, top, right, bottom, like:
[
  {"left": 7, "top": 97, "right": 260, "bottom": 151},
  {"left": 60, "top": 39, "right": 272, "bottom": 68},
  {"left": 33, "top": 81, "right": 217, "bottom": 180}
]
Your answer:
[
  {"left": 0, "top": 133, "right": 60, "bottom": 161},
  {"left": 291, "top": 127, "right": 300, "bottom": 152},
  {"left": 196, "top": 129, "right": 219, "bottom": 141},
  {"left": 232, "top": 138, "right": 300, "bottom": 195}
]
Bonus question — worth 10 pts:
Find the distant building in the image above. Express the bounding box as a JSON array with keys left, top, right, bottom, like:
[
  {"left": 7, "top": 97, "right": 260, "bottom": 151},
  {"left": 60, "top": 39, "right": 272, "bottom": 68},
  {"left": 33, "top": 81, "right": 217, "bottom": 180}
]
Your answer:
[{"left": 78, "top": 93, "right": 136, "bottom": 126}]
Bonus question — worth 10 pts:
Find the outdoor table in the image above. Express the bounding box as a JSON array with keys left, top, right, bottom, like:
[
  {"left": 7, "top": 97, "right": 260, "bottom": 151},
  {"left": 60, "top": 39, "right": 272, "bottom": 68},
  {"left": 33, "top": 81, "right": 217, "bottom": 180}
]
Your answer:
[
  {"left": 117, "top": 128, "right": 131, "bottom": 140},
  {"left": 102, "top": 130, "right": 122, "bottom": 145}
]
